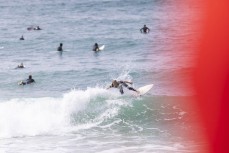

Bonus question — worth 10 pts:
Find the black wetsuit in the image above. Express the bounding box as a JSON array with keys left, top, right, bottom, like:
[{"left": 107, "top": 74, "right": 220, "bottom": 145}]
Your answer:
[
  {"left": 118, "top": 81, "right": 138, "bottom": 94},
  {"left": 93, "top": 44, "right": 99, "bottom": 51},
  {"left": 26, "top": 78, "right": 35, "bottom": 84},
  {"left": 27, "top": 27, "right": 33, "bottom": 31},
  {"left": 17, "top": 65, "right": 24, "bottom": 68},
  {"left": 34, "top": 27, "right": 42, "bottom": 30},
  {"left": 57, "top": 46, "right": 63, "bottom": 51},
  {"left": 20, "top": 78, "right": 35, "bottom": 85},
  {"left": 140, "top": 27, "right": 150, "bottom": 33}
]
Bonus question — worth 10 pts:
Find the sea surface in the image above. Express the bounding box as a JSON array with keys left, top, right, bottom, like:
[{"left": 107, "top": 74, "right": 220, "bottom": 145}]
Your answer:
[{"left": 0, "top": 0, "right": 207, "bottom": 153}]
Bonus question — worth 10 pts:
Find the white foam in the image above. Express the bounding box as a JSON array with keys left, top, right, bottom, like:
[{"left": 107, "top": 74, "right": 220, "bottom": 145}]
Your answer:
[
  {"left": 0, "top": 87, "right": 111, "bottom": 138},
  {"left": 70, "top": 98, "right": 130, "bottom": 132}
]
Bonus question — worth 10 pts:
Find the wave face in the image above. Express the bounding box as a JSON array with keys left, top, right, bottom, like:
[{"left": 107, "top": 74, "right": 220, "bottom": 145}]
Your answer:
[
  {"left": 0, "top": 88, "right": 109, "bottom": 138},
  {"left": 0, "top": 88, "right": 205, "bottom": 153},
  {"left": 0, "top": 87, "right": 193, "bottom": 139}
]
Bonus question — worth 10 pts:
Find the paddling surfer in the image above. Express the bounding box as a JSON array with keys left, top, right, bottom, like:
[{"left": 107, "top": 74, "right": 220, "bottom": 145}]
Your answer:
[{"left": 19, "top": 75, "right": 35, "bottom": 85}]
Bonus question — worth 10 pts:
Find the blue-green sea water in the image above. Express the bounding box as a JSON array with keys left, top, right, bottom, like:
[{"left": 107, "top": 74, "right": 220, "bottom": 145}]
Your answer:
[{"left": 0, "top": 0, "right": 207, "bottom": 152}]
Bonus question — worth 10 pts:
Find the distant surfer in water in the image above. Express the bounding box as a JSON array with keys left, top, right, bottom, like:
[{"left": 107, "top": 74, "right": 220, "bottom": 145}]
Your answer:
[
  {"left": 140, "top": 25, "right": 150, "bottom": 33},
  {"left": 27, "top": 26, "right": 33, "bottom": 31},
  {"left": 19, "top": 75, "right": 35, "bottom": 85},
  {"left": 34, "top": 26, "right": 42, "bottom": 30},
  {"left": 57, "top": 43, "right": 63, "bottom": 51},
  {"left": 107, "top": 80, "right": 139, "bottom": 94},
  {"left": 93, "top": 43, "right": 99, "bottom": 51},
  {"left": 19, "top": 35, "right": 24, "bottom": 40},
  {"left": 27, "top": 26, "right": 42, "bottom": 31},
  {"left": 17, "top": 63, "right": 24, "bottom": 69}
]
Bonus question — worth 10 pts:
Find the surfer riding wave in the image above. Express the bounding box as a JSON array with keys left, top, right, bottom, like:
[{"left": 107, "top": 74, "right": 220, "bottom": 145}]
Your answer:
[{"left": 107, "top": 80, "right": 139, "bottom": 94}]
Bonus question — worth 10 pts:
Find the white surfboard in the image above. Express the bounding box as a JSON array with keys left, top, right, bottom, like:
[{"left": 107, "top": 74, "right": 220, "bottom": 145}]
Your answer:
[
  {"left": 137, "top": 84, "right": 153, "bottom": 96},
  {"left": 99, "top": 45, "right": 105, "bottom": 51},
  {"left": 18, "top": 81, "right": 25, "bottom": 85}
]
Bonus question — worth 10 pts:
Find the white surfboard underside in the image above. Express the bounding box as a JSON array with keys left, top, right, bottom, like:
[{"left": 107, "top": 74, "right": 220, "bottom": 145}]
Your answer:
[
  {"left": 137, "top": 84, "right": 153, "bottom": 96},
  {"left": 99, "top": 45, "right": 105, "bottom": 51}
]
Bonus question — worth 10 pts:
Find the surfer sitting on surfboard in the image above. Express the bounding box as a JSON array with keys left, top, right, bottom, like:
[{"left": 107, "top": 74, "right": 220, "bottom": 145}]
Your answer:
[
  {"left": 93, "top": 43, "right": 99, "bottom": 51},
  {"left": 57, "top": 43, "right": 63, "bottom": 51},
  {"left": 107, "top": 80, "right": 139, "bottom": 94}
]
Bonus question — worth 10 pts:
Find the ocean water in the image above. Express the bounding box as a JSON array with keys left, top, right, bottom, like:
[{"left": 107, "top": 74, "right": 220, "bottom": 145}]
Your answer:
[{"left": 0, "top": 0, "right": 207, "bottom": 153}]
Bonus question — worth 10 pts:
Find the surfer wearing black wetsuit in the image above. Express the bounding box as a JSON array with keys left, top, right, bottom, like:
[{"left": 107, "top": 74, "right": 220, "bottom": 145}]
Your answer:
[
  {"left": 20, "top": 35, "right": 24, "bottom": 40},
  {"left": 107, "top": 80, "right": 139, "bottom": 94},
  {"left": 57, "top": 43, "right": 63, "bottom": 51},
  {"left": 17, "top": 63, "right": 24, "bottom": 68},
  {"left": 19, "top": 75, "right": 35, "bottom": 85},
  {"left": 26, "top": 75, "right": 35, "bottom": 84},
  {"left": 93, "top": 43, "right": 99, "bottom": 51},
  {"left": 140, "top": 25, "right": 150, "bottom": 33},
  {"left": 34, "top": 26, "right": 42, "bottom": 30},
  {"left": 27, "top": 26, "right": 42, "bottom": 31}
]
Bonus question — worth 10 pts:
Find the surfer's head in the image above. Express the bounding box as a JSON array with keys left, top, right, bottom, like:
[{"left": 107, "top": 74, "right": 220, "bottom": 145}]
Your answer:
[
  {"left": 60, "top": 43, "right": 63, "bottom": 46},
  {"left": 112, "top": 80, "right": 119, "bottom": 88},
  {"left": 29, "top": 75, "right": 32, "bottom": 79}
]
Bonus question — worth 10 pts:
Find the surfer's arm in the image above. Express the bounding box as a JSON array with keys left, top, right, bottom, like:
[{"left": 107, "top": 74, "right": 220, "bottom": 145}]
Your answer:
[{"left": 123, "top": 81, "right": 133, "bottom": 85}]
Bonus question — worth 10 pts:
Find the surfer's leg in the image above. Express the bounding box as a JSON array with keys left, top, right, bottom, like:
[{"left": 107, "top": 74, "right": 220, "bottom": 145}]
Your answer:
[
  {"left": 122, "top": 82, "right": 138, "bottom": 93},
  {"left": 119, "top": 85, "right": 124, "bottom": 94},
  {"left": 127, "top": 87, "right": 138, "bottom": 92},
  {"left": 122, "top": 82, "right": 128, "bottom": 87}
]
